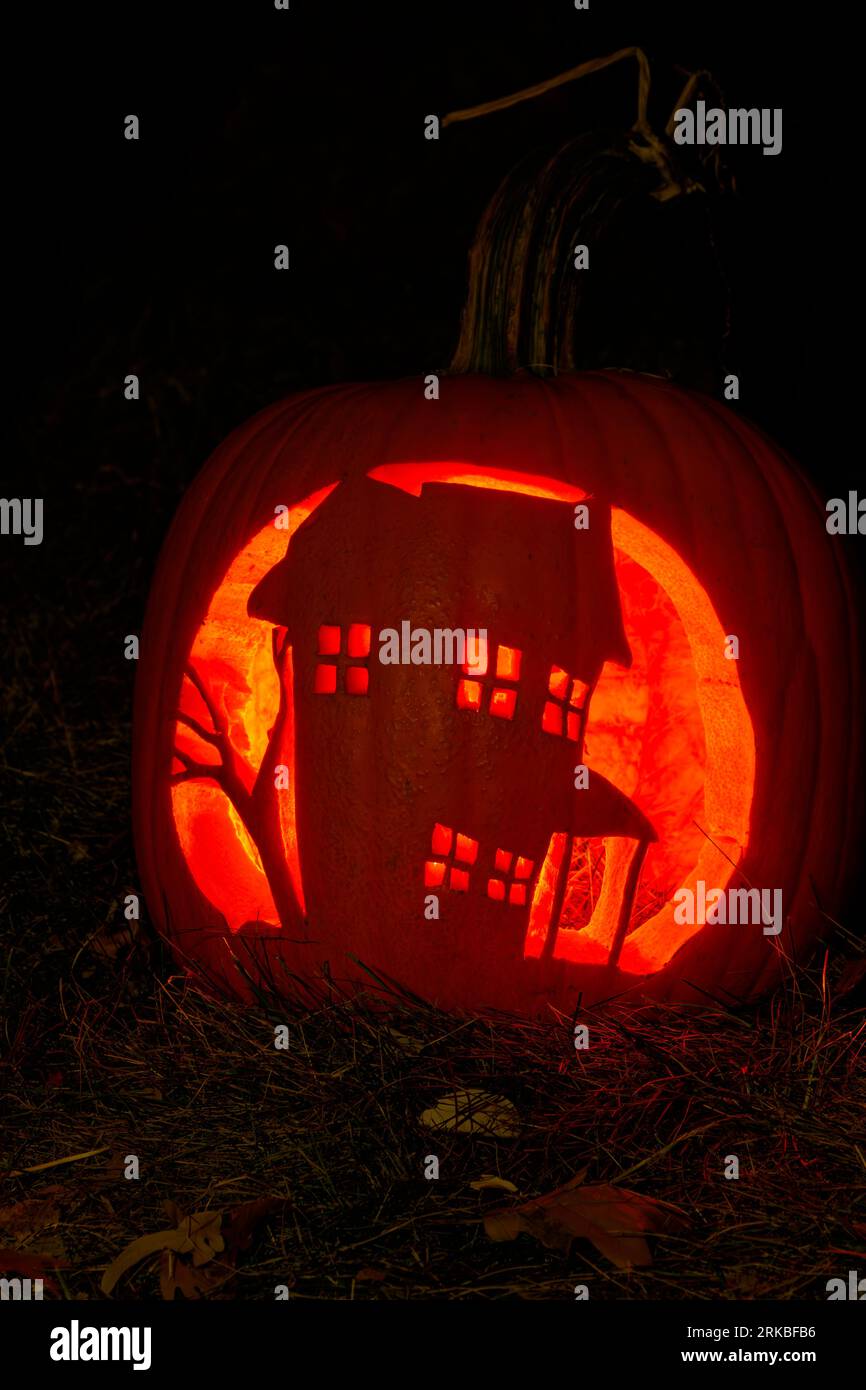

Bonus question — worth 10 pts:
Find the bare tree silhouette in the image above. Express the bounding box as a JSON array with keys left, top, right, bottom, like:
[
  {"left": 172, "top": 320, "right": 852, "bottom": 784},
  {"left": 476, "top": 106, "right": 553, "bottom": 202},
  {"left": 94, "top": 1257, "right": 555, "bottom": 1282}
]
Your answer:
[{"left": 172, "top": 625, "right": 306, "bottom": 930}]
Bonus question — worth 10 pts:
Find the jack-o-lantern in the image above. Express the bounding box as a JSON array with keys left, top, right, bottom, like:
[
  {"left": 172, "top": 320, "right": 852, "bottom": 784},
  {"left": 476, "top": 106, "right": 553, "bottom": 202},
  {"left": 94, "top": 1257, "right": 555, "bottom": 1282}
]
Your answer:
[{"left": 132, "top": 61, "right": 860, "bottom": 1014}]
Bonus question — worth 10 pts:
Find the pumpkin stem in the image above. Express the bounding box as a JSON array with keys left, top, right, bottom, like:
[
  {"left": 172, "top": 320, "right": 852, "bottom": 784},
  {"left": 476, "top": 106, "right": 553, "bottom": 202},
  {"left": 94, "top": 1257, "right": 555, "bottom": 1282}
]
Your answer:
[
  {"left": 446, "top": 49, "right": 732, "bottom": 379},
  {"left": 442, "top": 47, "right": 655, "bottom": 135}
]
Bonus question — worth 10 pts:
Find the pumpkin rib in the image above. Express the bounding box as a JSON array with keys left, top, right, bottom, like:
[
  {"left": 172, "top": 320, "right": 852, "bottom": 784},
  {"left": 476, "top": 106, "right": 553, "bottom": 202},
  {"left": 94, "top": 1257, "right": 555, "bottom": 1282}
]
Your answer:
[
  {"left": 538, "top": 373, "right": 848, "bottom": 1000},
  {"left": 621, "top": 379, "right": 852, "bottom": 998},
  {"left": 598, "top": 378, "right": 827, "bottom": 996},
  {"left": 564, "top": 376, "right": 755, "bottom": 986},
  {"left": 135, "top": 387, "right": 359, "bottom": 968},
  {"left": 690, "top": 391, "right": 861, "bottom": 902}
]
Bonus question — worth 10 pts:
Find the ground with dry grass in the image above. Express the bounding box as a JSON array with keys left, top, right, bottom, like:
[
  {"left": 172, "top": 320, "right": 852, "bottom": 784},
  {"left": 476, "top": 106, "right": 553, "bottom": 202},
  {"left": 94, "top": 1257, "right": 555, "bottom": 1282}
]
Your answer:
[{"left": 2, "top": 904, "right": 864, "bottom": 1299}]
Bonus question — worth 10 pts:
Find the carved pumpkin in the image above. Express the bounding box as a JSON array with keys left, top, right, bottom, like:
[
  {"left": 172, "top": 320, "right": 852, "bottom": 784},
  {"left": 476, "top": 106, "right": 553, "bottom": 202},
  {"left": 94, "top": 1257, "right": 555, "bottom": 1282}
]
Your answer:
[
  {"left": 132, "top": 370, "right": 859, "bottom": 1012},
  {"left": 132, "top": 65, "right": 860, "bottom": 1013}
]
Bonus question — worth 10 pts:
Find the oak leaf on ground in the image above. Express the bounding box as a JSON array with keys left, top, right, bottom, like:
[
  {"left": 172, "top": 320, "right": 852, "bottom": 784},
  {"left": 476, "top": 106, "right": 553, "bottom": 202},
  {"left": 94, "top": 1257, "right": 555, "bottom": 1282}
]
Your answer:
[{"left": 484, "top": 1175, "right": 687, "bottom": 1269}]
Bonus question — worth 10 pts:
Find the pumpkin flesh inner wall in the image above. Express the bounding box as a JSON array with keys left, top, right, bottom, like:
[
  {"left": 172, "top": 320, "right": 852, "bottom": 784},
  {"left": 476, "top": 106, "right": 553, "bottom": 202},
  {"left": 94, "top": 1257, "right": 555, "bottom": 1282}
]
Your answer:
[
  {"left": 172, "top": 484, "right": 338, "bottom": 927},
  {"left": 171, "top": 465, "right": 755, "bottom": 976}
]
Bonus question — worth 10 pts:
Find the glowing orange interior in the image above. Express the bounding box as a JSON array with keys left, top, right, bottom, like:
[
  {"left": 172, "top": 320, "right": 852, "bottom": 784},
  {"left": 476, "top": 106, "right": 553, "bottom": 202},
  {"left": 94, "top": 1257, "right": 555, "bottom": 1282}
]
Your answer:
[
  {"left": 172, "top": 461, "right": 755, "bottom": 975},
  {"left": 171, "top": 485, "right": 335, "bottom": 928},
  {"left": 371, "top": 462, "right": 754, "bottom": 971}
]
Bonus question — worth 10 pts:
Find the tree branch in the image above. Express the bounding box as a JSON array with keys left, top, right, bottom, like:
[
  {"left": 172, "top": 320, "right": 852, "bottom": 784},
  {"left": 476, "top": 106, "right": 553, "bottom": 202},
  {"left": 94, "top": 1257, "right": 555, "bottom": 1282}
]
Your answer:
[
  {"left": 171, "top": 662, "right": 258, "bottom": 826},
  {"left": 184, "top": 662, "right": 226, "bottom": 737},
  {"left": 176, "top": 710, "right": 222, "bottom": 747}
]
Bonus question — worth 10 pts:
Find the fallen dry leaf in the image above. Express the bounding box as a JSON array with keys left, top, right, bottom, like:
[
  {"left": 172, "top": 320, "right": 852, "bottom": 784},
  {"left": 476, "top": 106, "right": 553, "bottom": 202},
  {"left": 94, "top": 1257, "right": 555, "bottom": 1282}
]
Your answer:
[
  {"left": 180, "top": 1212, "right": 224, "bottom": 1267},
  {"left": 162, "top": 1200, "right": 182, "bottom": 1227},
  {"left": 101, "top": 1210, "right": 224, "bottom": 1295},
  {"left": 102, "top": 1232, "right": 179, "bottom": 1295},
  {"left": 484, "top": 1175, "right": 687, "bottom": 1269},
  {"left": 0, "top": 1248, "right": 62, "bottom": 1293},
  {"left": 104, "top": 1198, "right": 289, "bottom": 1298},
  {"left": 159, "top": 1248, "right": 229, "bottom": 1300},
  {"left": 223, "top": 1196, "right": 290, "bottom": 1252},
  {"left": 470, "top": 1175, "right": 519, "bottom": 1194},
  {"left": 0, "top": 1198, "right": 60, "bottom": 1241},
  {"left": 0, "top": 1198, "right": 67, "bottom": 1260},
  {"left": 420, "top": 1089, "right": 520, "bottom": 1137}
]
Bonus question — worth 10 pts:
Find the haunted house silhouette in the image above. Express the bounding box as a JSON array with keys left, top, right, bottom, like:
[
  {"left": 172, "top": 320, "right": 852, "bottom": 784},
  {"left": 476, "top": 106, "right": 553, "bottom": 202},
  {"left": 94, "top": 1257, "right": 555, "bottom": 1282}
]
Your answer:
[{"left": 247, "top": 474, "right": 656, "bottom": 991}]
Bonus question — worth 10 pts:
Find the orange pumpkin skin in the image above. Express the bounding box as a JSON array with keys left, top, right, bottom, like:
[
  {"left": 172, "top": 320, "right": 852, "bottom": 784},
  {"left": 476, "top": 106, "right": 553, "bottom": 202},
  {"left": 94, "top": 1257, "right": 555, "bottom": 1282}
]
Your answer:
[{"left": 132, "top": 371, "right": 861, "bottom": 1014}]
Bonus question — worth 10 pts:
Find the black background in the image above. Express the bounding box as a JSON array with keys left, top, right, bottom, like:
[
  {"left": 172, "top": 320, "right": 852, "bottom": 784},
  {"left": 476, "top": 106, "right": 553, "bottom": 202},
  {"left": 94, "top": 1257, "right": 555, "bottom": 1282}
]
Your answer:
[
  {"left": 3, "top": 0, "right": 862, "bottom": 874},
  {"left": 10, "top": 3, "right": 858, "bottom": 474}
]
